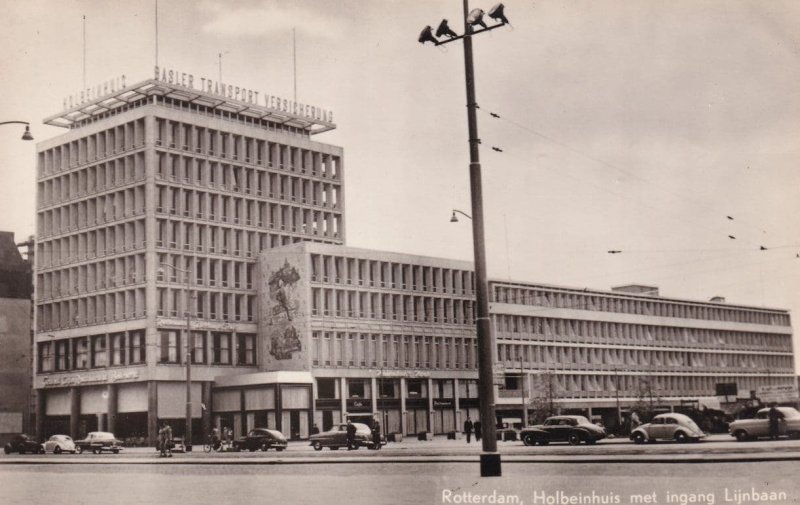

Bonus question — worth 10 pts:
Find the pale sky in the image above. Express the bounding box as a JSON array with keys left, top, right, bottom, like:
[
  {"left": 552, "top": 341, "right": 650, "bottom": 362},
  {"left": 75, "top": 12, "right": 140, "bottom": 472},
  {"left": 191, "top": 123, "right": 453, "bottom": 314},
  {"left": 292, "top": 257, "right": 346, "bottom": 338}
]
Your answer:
[{"left": 2, "top": 0, "right": 799, "bottom": 371}]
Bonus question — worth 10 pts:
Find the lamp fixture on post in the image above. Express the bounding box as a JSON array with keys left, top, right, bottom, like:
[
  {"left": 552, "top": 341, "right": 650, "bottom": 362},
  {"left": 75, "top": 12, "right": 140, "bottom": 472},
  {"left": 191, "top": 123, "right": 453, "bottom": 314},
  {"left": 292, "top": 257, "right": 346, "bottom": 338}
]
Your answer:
[
  {"left": 420, "top": 2, "right": 510, "bottom": 477},
  {"left": 450, "top": 209, "right": 473, "bottom": 222},
  {"left": 158, "top": 261, "right": 194, "bottom": 452},
  {"left": 0, "top": 121, "right": 34, "bottom": 141}
]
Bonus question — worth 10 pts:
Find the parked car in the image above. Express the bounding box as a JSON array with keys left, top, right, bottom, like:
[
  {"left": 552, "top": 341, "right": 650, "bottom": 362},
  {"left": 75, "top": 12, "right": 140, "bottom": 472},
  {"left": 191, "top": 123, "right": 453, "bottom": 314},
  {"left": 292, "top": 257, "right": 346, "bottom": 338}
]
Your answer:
[
  {"left": 630, "top": 413, "right": 706, "bottom": 443},
  {"left": 309, "top": 423, "right": 376, "bottom": 450},
  {"left": 520, "top": 416, "right": 607, "bottom": 446},
  {"left": 74, "top": 432, "right": 124, "bottom": 454},
  {"left": 233, "top": 428, "right": 288, "bottom": 452},
  {"left": 3, "top": 434, "right": 44, "bottom": 455},
  {"left": 729, "top": 406, "right": 800, "bottom": 441},
  {"left": 44, "top": 434, "right": 77, "bottom": 454}
]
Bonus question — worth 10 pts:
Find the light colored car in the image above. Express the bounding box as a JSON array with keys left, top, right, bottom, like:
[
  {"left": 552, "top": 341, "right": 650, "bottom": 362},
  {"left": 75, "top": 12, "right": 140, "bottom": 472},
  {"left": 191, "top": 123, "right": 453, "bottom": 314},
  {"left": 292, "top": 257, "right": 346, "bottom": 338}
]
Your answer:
[
  {"left": 630, "top": 413, "right": 706, "bottom": 444},
  {"left": 74, "top": 432, "right": 124, "bottom": 454},
  {"left": 44, "top": 435, "right": 77, "bottom": 454},
  {"left": 729, "top": 407, "right": 800, "bottom": 441},
  {"left": 309, "top": 423, "right": 376, "bottom": 451}
]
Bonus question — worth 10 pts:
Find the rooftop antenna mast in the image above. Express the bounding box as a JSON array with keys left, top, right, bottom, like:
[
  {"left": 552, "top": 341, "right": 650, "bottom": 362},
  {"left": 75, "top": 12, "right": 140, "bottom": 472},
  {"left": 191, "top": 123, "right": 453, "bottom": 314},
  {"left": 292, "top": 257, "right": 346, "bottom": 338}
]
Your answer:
[
  {"left": 155, "top": 0, "right": 159, "bottom": 67},
  {"left": 82, "top": 15, "right": 86, "bottom": 89},
  {"left": 293, "top": 27, "right": 297, "bottom": 101}
]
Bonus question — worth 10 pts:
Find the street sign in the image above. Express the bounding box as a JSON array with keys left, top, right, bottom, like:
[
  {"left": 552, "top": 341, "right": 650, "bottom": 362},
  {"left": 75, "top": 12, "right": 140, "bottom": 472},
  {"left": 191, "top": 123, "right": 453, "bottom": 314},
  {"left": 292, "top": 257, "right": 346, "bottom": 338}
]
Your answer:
[{"left": 757, "top": 384, "right": 799, "bottom": 404}]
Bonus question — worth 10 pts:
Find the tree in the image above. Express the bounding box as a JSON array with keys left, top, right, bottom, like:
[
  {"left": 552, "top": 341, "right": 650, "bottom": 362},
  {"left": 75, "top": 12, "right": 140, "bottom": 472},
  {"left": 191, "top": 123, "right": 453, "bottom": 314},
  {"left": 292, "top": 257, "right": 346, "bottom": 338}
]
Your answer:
[{"left": 528, "top": 371, "right": 558, "bottom": 424}]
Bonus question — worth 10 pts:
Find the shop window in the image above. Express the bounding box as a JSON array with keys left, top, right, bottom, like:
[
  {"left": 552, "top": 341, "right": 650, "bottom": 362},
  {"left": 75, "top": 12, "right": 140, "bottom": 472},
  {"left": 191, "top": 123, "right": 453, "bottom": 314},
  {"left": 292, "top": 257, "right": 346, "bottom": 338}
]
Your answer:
[
  {"left": 237, "top": 333, "right": 255, "bottom": 365},
  {"left": 348, "top": 379, "right": 365, "bottom": 398},
  {"left": 128, "top": 331, "right": 145, "bottom": 364},
  {"left": 407, "top": 379, "right": 424, "bottom": 397},
  {"left": 159, "top": 330, "right": 180, "bottom": 363},
  {"left": 91, "top": 335, "right": 107, "bottom": 367},
  {"left": 74, "top": 337, "right": 89, "bottom": 369},
  {"left": 317, "top": 378, "right": 337, "bottom": 399},
  {"left": 378, "top": 379, "right": 395, "bottom": 398},
  {"left": 38, "top": 342, "right": 53, "bottom": 372}
]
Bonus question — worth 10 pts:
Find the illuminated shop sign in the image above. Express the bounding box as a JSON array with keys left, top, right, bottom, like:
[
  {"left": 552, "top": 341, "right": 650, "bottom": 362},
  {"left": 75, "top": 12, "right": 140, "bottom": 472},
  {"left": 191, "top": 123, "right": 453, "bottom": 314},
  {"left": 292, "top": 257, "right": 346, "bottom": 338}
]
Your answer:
[{"left": 154, "top": 65, "right": 333, "bottom": 123}]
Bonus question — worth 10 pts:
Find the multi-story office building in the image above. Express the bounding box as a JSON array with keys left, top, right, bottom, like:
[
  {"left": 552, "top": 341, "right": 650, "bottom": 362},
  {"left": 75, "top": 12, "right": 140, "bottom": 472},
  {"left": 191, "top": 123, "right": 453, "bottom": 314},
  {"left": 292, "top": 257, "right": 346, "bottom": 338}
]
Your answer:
[
  {"left": 33, "top": 76, "right": 343, "bottom": 443},
  {"left": 207, "top": 243, "right": 795, "bottom": 438}
]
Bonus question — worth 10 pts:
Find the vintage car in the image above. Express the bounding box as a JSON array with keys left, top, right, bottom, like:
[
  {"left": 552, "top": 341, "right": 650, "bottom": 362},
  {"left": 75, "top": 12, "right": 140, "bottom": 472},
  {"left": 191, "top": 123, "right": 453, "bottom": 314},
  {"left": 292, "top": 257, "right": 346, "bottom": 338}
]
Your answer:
[
  {"left": 233, "top": 428, "right": 288, "bottom": 452},
  {"left": 630, "top": 413, "right": 706, "bottom": 443},
  {"left": 3, "top": 434, "right": 44, "bottom": 454},
  {"left": 44, "top": 434, "right": 77, "bottom": 454},
  {"left": 74, "top": 432, "right": 124, "bottom": 454},
  {"left": 520, "top": 416, "right": 607, "bottom": 446},
  {"left": 309, "top": 422, "right": 376, "bottom": 451},
  {"left": 729, "top": 406, "right": 800, "bottom": 441}
]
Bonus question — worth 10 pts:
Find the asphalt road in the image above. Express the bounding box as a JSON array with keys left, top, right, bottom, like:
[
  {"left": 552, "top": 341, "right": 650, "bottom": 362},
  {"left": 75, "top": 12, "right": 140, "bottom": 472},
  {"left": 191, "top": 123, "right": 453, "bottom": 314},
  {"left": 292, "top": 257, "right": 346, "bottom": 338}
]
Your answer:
[{"left": 1, "top": 460, "right": 797, "bottom": 505}]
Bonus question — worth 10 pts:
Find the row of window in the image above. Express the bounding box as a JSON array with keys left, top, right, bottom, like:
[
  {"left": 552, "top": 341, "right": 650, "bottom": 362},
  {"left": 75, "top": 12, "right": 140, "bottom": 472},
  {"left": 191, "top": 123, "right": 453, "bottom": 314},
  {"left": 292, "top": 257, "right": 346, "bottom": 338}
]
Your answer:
[
  {"left": 38, "top": 119, "right": 146, "bottom": 178},
  {"left": 157, "top": 330, "right": 256, "bottom": 366},
  {"left": 38, "top": 253, "right": 145, "bottom": 301},
  {"left": 38, "top": 151, "right": 146, "bottom": 210},
  {"left": 315, "top": 378, "right": 480, "bottom": 400},
  {"left": 39, "top": 184, "right": 146, "bottom": 238},
  {"left": 37, "top": 289, "right": 146, "bottom": 331},
  {"left": 156, "top": 287, "right": 256, "bottom": 323},
  {"left": 311, "top": 332, "right": 478, "bottom": 370},
  {"left": 37, "top": 330, "right": 146, "bottom": 372},
  {"left": 156, "top": 152, "right": 341, "bottom": 206},
  {"left": 311, "top": 288, "right": 476, "bottom": 325},
  {"left": 37, "top": 219, "right": 146, "bottom": 270},
  {"left": 492, "top": 283, "right": 791, "bottom": 327},
  {"left": 310, "top": 254, "right": 475, "bottom": 295},
  {"left": 497, "top": 342, "right": 794, "bottom": 372},
  {"left": 154, "top": 117, "right": 339, "bottom": 179},
  {"left": 155, "top": 194, "right": 342, "bottom": 241},
  {"left": 494, "top": 315, "right": 793, "bottom": 351}
]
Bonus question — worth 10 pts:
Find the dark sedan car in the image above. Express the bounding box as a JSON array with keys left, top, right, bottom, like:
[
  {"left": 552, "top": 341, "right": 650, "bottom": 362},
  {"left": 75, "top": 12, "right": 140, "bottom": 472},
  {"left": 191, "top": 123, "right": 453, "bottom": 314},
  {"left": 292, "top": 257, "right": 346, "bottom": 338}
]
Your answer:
[
  {"left": 309, "top": 423, "right": 376, "bottom": 451},
  {"left": 74, "top": 431, "right": 124, "bottom": 454},
  {"left": 3, "top": 434, "right": 44, "bottom": 454},
  {"left": 233, "top": 428, "right": 288, "bottom": 452},
  {"left": 520, "top": 415, "right": 607, "bottom": 446}
]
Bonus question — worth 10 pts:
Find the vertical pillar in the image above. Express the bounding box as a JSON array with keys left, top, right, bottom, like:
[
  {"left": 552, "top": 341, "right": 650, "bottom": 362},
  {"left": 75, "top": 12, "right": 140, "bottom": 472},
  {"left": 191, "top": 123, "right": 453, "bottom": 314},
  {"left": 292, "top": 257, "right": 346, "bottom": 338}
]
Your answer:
[
  {"left": 35, "top": 390, "right": 46, "bottom": 441},
  {"left": 147, "top": 381, "right": 158, "bottom": 446},
  {"left": 107, "top": 384, "right": 118, "bottom": 435},
  {"left": 399, "top": 378, "right": 407, "bottom": 436},
  {"left": 69, "top": 387, "right": 80, "bottom": 440},
  {"left": 427, "top": 377, "right": 434, "bottom": 433},
  {"left": 453, "top": 378, "right": 461, "bottom": 431},
  {"left": 339, "top": 377, "right": 347, "bottom": 422},
  {"left": 370, "top": 377, "right": 378, "bottom": 417},
  {"left": 202, "top": 381, "right": 212, "bottom": 440},
  {"left": 275, "top": 385, "right": 283, "bottom": 435}
]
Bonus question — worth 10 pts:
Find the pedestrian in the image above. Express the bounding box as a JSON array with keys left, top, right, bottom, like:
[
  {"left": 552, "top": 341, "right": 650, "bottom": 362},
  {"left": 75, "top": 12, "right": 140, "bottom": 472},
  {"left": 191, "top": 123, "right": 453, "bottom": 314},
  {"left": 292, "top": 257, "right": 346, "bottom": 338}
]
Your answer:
[
  {"left": 158, "top": 422, "right": 173, "bottom": 458},
  {"left": 371, "top": 418, "right": 382, "bottom": 449},
  {"left": 464, "top": 416, "right": 474, "bottom": 443},
  {"left": 210, "top": 426, "right": 221, "bottom": 450},
  {"left": 768, "top": 404, "right": 784, "bottom": 440},
  {"left": 630, "top": 411, "right": 641, "bottom": 429},
  {"left": 346, "top": 420, "right": 357, "bottom": 450},
  {"left": 474, "top": 420, "right": 482, "bottom": 442},
  {"left": 311, "top": 423, "right": 320, "bottom": 435}
]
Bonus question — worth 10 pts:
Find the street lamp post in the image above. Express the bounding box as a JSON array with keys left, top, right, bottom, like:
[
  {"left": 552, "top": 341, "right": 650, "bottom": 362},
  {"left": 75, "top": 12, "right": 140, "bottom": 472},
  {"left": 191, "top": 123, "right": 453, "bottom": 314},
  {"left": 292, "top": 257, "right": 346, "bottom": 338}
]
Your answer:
[
  {"left": 0, "top": 121, "right": 34, "bottom": 141},
  {"left": 420, "top": 2, "right": 510, "bottom": 477},
  {"left": 159, "top": 262, "right": 194, "bottom": 452}
]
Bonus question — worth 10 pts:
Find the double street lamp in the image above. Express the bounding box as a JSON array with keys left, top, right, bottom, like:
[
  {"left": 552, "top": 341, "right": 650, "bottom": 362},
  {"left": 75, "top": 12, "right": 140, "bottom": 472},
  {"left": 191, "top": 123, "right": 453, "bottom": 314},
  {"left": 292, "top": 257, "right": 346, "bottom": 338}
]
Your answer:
[
  {"left": 0, "top": 121, "right": 34, "bottom": 141},
  {"left": 158, "top": 262, "right": 194, "bottom": 452},
  {"left": 420, "top": 1, "right": 510, "bottom": 477}
]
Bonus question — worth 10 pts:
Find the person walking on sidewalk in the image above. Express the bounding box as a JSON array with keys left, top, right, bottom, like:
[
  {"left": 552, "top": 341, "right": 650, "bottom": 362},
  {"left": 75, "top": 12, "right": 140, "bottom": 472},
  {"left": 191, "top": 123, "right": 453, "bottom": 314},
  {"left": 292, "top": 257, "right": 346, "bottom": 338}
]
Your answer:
[
  {"left": 474, "top": 420, "right": 482, "bottom": 442},
  {"left": 158, "top": 422, "right": 173, "bottom": 458},
  {"left": 769, "top": 404, "right": 785, "bottom": 440},
  {"left": 464, "top": 416, "right": 474, "bottom": 443},
  {"left": 346, "top": 420, "right": 357, "bottom": 450}
]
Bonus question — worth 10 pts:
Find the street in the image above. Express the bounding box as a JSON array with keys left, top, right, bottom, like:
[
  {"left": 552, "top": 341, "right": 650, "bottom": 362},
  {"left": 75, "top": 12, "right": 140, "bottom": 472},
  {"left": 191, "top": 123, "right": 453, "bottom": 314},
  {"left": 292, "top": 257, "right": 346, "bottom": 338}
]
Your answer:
[{"left": 2, "top": 435, "right": 799, "bottom": 505}]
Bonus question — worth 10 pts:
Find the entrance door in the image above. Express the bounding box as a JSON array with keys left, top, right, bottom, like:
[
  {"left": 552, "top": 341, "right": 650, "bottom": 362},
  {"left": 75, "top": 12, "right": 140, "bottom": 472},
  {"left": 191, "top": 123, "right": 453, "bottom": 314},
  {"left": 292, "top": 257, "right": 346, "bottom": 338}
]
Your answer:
[
  {"left": 322, "top": 411, "right": 334, "bottom": 431},
  {"left": 289, "top": 411, "right": 301, "bottom": 440}
]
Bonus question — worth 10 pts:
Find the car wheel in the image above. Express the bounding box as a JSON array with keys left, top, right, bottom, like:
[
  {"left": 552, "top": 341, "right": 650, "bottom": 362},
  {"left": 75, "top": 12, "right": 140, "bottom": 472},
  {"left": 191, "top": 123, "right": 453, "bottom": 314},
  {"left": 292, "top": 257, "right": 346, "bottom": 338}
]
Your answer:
[
  {"left": 3, "top": 446, "right": 10, "bottom": 455},
  {"left": 632, "top": 432, "right": 645, "bottom": 444},
  {"left": 275, "top": 447, "right": 285, "bottom": 452},
  {"left": 312, "top": 441, "right": 322, "bottom": 451},
  {"left": 18, "top": 449, "right": 25, "bottom": 455},
  {"left": 76, "top": 446, "right": 83, "bottom": 454},
  {"left": 567, "top": 433, "right": 581, "bottom": 445},
  {"left": 734, "top": 431, "right": 750, "bottom": 442},
  {"left": 522, "top": 434, "right": 536, "bottom": 447},
  {"left": 54, "top": 446, "right": 62, "bottom": 455},
  {"left": 92, "top": 448, "right": 99, "bottom": 454},
  {"left": 39, "top": 447, "right": 45, "bottom": 454},
  {"left": 674, "top": 432, "right": 688, "bottom": 443},
  {"left": 111, "top": 449, "right": 119, "bottom": 454}
]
